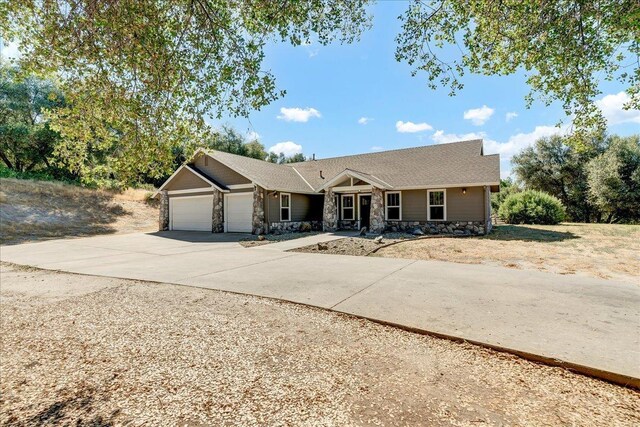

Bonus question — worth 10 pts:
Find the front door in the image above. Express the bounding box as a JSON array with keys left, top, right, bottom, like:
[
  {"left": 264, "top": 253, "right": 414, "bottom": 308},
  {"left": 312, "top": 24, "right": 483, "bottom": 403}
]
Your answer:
[{"left": 359, "top": 195, "right": 371, "bottom": 230}]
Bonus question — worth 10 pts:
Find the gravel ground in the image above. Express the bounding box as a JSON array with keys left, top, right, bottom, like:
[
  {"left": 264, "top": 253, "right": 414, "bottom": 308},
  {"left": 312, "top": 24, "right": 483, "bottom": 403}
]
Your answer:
[
  {"left": 1, "top": 263, "right": 639, "bottom": 426},
  {"left": 239, "top": 232, "right": 323, "bottom": 247},
  {"left": 291, "top": 233, "right": 415, "bottom": 256}
]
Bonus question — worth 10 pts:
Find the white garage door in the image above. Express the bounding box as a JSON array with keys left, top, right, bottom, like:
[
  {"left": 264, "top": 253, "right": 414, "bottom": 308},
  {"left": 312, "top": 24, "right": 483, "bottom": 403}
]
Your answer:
[
  {"left": 170, "top": 195, "right": 213, "bottom": 231},
  {"left": 225, "top": 193, "right": 253, "bottom": 232}
]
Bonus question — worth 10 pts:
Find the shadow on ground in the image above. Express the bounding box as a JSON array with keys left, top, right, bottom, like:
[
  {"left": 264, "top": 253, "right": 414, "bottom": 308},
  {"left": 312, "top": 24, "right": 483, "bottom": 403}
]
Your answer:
[
  {"left": 0, "top": 178, "right": 156, "bottom": 245},
  {"left": 483, "top": 225, "right": 579, "bottom": 242},
  {"left": 148, "top": 230, "right": 252, "bottom": 243}
]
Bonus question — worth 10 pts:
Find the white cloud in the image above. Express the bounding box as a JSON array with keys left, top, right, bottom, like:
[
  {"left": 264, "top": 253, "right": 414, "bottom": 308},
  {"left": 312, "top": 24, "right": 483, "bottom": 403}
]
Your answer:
[
  {"left": 277, "top": 107, "right": 321, "bottom": 123},
  {"left": 246, "top": 130, "right": 260, "bottom": 141},
  {"left": 396, "top": 120, "right": 433, "bottom": 133},
  {"left": 268, "top": 141, "right": 303, "bottom": 157},
  {"left": 463, "top": 105, "right": 495, "bottom": 125},
  {"left": 370, "top": 146, "right": 384, "bottom": 151},
  {"left": 505, "top": 112, "right": 518, "bottom": 122},
  {"left": 432, "top": 125, "right": 568, "bottom": 179},
  {"left": 358, "top": 117, "right": 373, "bottom": 125},
  {"left": 595, "top": 92, "right": 640, "bottom": 125}
]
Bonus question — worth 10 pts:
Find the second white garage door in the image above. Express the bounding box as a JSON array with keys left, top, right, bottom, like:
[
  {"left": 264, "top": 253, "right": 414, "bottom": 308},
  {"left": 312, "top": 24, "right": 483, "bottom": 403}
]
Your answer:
[
  {"left": 170, "top": 195, "right": 213, "bottom": 231},
  {"left": 225, "top": 193, "right": 253, "bottom": 232}
]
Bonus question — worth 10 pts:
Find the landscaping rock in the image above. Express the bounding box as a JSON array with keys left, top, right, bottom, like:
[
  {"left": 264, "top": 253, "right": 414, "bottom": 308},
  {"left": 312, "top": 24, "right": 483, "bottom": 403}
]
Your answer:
[
  {"left": 412, "top": 228, "right": 424, "bottom": 236},
  {"left": 317, "top": 242, "right": 329, "bottom": 251},
  {"left": 257, "top": 235, "right": 266, "bottom": 241},
  {"left": 374, "top": 236, "right": 384, "bottom": 244},
  {"left": 359, "top": 227, "right": 367, "bottom": 236}
]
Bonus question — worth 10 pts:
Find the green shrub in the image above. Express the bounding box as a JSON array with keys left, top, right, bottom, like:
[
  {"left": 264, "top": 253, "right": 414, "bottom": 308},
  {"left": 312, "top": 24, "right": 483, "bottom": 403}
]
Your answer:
[{"left": 498, "top": 190, "right": 565, "bottom": 225}]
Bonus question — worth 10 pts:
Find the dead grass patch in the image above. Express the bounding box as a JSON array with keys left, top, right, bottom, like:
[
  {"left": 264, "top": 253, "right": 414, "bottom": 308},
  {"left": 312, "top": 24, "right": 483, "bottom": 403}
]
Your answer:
[
  {"left": 0, "top": 178, "right": 158, "bottom": 245},
  {"left": 375, "top": 223, "right": 640, "bottom": 283}
]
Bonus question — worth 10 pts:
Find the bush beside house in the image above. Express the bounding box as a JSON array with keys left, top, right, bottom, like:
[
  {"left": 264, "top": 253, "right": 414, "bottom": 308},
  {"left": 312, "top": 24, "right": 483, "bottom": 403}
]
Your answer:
[{"left": 499, "top": 190, "right": 565, "bottom": 225}]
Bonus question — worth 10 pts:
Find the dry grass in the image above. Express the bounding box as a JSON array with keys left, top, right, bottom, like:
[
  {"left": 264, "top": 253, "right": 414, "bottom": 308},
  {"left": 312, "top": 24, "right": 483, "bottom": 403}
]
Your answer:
[
  {"left": 1, "top": 263, "right": 638, "bottom": 426},
  {"left": 375, "top": 223, "right": 640, "bottom": 284},
  {"left": 0, "top": 178, "right": 158, "bottom": 245}
]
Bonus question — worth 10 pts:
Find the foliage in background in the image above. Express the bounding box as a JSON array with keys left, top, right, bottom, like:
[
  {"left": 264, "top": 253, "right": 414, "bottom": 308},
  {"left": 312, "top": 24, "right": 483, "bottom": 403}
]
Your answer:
[
  {"left": 396, "top": 1, "right": 639, "bottom": 147},
  {"left": 0, "top": 63, "right": 65, "bottom": 174},
  {"left": 267, "top": 152, "right": 307, "bottom": 164},
  {"left": 498, "top": 190, "right": 566, "bottom": 225},
  {"left": 1, "top": 0, "right": 371, "bottom": 183},
  {"left": 586, "top": 136, "right": 640, "bottom": 223},
  {"left": 491, "top": 178, "right": 520, "bottom": 214},
  {"left": 512, "top": 135, "right": 607, "bottom": 222}
]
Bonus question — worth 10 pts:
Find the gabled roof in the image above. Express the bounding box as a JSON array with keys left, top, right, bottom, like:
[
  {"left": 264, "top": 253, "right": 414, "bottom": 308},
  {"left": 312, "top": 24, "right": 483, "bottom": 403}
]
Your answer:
[
  {"left": 195, "top": 149, "right": 316, "bottom": 193},
  {"left": 153, "top": 164, "right": 229, "bottom": 197},
  {"left": 291, "top": 139, "right": 499, "bottom": 190},
  {"left": 183, "top": 140, "right": 499, "bottom": 193}
]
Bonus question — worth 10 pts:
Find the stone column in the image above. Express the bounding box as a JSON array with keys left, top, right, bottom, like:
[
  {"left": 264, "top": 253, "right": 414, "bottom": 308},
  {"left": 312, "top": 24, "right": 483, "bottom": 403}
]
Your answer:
[
  {"left": 369, "top": 187, "right": 385, "bottom": 234},
  {"left": 212, "top": 188, "right": 224, "bottom": 233},
  {"left": 252, "top": 185, "right": 266, "bottom": 235},
  {"left": 159, "top": 190, "right": 169, "bottom": 231},
  {"left": 323, "top": 188, "right": 337, "bottom": 231}
]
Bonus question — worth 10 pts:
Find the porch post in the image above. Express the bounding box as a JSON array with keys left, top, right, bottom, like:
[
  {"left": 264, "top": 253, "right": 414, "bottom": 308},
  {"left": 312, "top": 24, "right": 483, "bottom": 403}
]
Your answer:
[
  {"left": 212, "top": 188, "right": 224, "bottom": 233},
  {"left": 159, "top": 190, "right": 169, "bottom": 231},
  {"left": 252, "top": 184, "right": 266, "bottom": 234},
  {"left": 323, "top": 188, "right": 337, "bottom": 231},
  {"left": 369, "top": 187, "right": 385, "bottom": 234}
]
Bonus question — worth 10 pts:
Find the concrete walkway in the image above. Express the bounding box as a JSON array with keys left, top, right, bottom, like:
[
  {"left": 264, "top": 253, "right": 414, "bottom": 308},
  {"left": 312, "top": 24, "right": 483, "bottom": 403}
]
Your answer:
[{"left": 1, "top": 231, "right": 638, "bottom": 386}]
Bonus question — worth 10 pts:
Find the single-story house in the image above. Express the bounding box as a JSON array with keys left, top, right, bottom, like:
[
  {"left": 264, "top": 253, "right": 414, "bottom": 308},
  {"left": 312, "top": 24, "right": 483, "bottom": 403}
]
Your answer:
[{"left": 154, "top": 139, "right": 500, "bottom": 235}]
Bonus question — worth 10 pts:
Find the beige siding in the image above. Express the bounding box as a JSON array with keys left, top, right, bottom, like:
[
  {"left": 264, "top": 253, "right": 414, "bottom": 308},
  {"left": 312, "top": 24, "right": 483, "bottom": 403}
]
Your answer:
[
  {"left": 170, "top": 191, "right": 213, "bottom": 198},
  {"left": 164, "top": 168, "right": 211, "bottom": 191},
  {"left": 447, "top": 186, "right": 484, "bottom": 221},
  {"left": 194, "top": 155, "right": 251, "bottom": 186},
  {"left": 265, "top": 192, "right": 323, "bottom": 222},
  {"left": 399, "top": 190, "right": 427, "bottom": 221}
]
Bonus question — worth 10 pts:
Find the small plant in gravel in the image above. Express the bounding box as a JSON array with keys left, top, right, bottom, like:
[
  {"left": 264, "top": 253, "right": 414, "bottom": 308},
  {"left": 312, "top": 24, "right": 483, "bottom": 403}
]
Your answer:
[{"left": 499, "top": 190, "right": 565, "bottom": 225}]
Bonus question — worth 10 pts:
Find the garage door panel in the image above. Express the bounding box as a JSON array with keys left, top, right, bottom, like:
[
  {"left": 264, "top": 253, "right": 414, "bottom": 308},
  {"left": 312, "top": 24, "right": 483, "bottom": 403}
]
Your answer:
[
  {"left": 170, "top": 196, "right": 213, "bottom": 231},
  {"left": 226, "top": 193, "right": 252, "bottom": 232}
]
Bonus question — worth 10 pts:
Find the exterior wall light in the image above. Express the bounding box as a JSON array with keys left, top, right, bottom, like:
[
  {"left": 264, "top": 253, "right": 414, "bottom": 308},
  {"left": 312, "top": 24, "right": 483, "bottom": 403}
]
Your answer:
[{"left": 462, "top": 188, "right": 467, "bottom": 195}]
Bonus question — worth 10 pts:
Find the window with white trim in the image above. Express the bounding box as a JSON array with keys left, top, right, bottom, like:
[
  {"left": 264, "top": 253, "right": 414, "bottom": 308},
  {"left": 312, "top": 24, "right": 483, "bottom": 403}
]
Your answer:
[
  {"left": 342, "top": 195, "right": 354, "bottom": 220},
  {"left": 386, "top": 192, "right": 401, "bottom": 220},
  {"left": 280, "top": 193, "right": 291, "bottom": 221},
  {"left": 428, "top": 190, "right": 446, "bottom": 221}
]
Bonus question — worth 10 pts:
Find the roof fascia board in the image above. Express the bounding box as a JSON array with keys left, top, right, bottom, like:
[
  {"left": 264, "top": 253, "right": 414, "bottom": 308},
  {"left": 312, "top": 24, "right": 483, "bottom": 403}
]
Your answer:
[{"left": 195, "top": 148, "right": 271, "bottom": 191}]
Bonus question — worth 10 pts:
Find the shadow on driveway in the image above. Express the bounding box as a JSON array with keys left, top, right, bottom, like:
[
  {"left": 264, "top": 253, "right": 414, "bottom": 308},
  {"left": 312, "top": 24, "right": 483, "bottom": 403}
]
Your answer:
[{"left": 147, "top": 231, "right": 252, "bottom": 243}]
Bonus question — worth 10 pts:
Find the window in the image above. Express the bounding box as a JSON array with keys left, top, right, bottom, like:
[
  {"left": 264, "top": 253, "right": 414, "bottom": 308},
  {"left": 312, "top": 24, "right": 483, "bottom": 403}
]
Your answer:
[
  {"left": 280, "top": 193, "right": 291, "bottom": 221},
  {"left": 428, "top": 190, "right": 446, "bottom": 221},
  {"left": 386, "top": 192, "right": 401, "bottom": 220},
  {"left": 342, "top": 195, "right": 354, "bottom": 220}
]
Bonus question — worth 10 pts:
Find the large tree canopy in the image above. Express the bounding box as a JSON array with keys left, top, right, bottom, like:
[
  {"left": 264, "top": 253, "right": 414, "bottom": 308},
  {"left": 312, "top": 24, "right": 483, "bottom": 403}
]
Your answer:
[
  {"left": 1, "top": 0, "right": 371, "bottom": 183},
  {"left": 396, "top": 0, "right": 639, "bottom": 145}
]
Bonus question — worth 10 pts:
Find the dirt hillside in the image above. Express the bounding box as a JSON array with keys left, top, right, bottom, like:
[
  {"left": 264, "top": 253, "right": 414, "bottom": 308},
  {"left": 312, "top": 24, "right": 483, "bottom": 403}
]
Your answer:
[{"left": 0, "top": 178, "right": 158, "bottom": 245}]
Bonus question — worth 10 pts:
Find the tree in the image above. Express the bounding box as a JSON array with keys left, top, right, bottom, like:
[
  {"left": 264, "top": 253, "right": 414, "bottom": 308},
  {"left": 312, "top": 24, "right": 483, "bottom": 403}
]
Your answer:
[
  {"left": 396, "top": 1, "right": 639, "bottom": 146},
  {"left": 491, "top": 178, "right": 520, "bottom": 214},
  {"left": 266, "top": 151, "right": 306, "bottom": 164},
  {"left": 1, "top": 1, "right": 371, "bottom": 182},
  {"left": 0, "top": 64, "right": 65, "bottom": 172},
  {"left": 512, "top": 135, "right": 606, "bottom": 221},
  {"left": 586, "top": 135, "right": 640, "bottom": 223}
]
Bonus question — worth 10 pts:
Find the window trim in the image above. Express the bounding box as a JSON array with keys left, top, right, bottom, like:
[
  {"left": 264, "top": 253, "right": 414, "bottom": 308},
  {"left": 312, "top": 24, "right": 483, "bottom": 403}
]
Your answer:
[
  {"left": 341, "top": 194, "right": 355, "bottom": 220},
  {"left": 280, "top": 192, "right": 291, "bottom": 222},
  {"left": 385, "top": 191, "right": 402, "bottom": 221},
  {"left": 427, "top": 189, "right": 447, "bottom": 221}
]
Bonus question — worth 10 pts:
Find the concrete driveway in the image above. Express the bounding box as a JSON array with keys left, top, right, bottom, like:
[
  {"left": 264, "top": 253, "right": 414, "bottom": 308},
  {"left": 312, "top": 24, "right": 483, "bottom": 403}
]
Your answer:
[{"left": 1, "top": 231, "right": 638, "bottom": 386}]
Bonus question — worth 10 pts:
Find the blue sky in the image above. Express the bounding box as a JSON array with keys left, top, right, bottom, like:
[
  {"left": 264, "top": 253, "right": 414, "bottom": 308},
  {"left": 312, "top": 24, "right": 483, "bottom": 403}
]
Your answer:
[
  {"left": 215, "top": 1, "right": 639, "bottom": 178},
  {"left": 2, "top": 2, "right": 638, "bottom": 178}
]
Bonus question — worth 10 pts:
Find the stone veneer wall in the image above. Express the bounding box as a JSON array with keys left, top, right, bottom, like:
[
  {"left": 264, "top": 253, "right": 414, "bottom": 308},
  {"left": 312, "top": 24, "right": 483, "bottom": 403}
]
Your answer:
[
  {"left": 159, "top": 190, "right": 169, "bottom": 231},
  {"left": 252, "top": 185, "right": 266, "bottom": 235},
  {"left": 337, "top": 220, "right": 360, "bottom": 230},
  {"left": 323, "top": 188, "right": 337, "bottom": 231},
  {"left": 269, "top": 221, "right": 323, "bottom": 233},
  {"left": 369, "top": 187, "right": 385, "bottom": 233},
  {"left": 211, "top": 188, "right": 224, "bottom": 233},
  {"left": 385, "top": 221, "right": 486, "bottom": 235}
]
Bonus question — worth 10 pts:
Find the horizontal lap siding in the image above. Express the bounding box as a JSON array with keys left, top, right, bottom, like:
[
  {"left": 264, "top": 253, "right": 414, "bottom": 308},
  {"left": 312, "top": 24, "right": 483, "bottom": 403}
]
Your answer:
[
  {"left": 194, "top": 155, "right": 251, "bottom": 186},
  {"left": 447, "top": 186, "right": 484, "bottom": 221},
  {"left": 164, "top": 168, "right": 210, "bottom": 191},
  {"left": 400, "top": 190, "right": 427, "bottom": 221},
  {"left": 266, "top": 193, "right": 323, "bottom": 222}
]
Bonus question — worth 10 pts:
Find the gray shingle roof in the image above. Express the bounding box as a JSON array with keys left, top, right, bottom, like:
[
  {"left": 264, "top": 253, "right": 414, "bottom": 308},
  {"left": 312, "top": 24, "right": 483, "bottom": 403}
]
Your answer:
[{"left": 199, "top": 139, "right": 499, "bottom": 192}]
